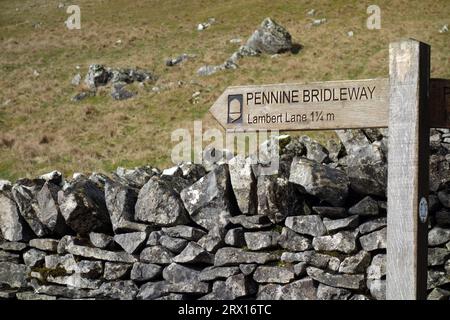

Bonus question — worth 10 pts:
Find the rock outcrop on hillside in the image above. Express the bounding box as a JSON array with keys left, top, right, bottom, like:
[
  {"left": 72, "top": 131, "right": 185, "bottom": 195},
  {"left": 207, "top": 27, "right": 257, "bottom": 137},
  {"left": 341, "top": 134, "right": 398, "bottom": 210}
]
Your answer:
[{"left": 0, "top": 128, "right": 449, "bottom": 300}]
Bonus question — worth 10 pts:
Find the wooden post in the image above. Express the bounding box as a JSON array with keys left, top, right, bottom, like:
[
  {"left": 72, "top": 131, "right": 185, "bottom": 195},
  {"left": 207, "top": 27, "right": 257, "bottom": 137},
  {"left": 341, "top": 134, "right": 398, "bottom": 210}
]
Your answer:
[{"left": 386, "top": 39, "right": 430, "bottom": 300}]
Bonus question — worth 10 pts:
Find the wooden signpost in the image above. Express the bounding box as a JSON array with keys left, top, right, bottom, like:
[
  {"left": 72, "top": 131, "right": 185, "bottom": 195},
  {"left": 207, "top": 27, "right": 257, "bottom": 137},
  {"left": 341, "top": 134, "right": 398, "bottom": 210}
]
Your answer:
[{"left": 210, "top": 39, "right": 450, "bottom": 300}]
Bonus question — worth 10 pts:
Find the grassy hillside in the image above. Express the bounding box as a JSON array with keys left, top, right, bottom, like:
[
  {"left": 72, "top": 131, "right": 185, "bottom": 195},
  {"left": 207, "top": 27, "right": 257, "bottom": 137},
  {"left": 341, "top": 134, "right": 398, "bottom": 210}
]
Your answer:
[{"left": 0, "top": 0, "right": 448, "bottom": 180}]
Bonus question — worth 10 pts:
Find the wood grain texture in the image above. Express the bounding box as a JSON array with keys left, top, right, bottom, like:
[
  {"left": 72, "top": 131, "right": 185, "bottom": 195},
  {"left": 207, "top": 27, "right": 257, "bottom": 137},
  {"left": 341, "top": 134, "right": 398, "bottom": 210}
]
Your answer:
[
  {"left": 429, "top": 79, "right": 450, "bottom": 128},
  {"left": 386, "top": 39, "right": 430, "bottom": 300},
  {"left": 210, "top": 78, "right": 450, "bottom": 130},
  {"left": 210, "top": 78, "right": 390, "bottom": 130}
]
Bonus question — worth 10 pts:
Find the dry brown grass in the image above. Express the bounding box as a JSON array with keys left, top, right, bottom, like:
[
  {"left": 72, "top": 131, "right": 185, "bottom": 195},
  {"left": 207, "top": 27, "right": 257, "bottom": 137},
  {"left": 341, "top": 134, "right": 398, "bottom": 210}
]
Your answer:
[{"left": 0, "top": 0, "right": 449, "bottom": 180}]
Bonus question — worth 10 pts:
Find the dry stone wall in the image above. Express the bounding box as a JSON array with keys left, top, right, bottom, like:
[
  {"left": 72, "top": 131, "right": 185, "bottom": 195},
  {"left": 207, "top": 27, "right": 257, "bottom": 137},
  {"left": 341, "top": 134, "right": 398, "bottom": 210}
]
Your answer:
[{"left": 0, "top": 128, "right": 450, "bottom": 300}]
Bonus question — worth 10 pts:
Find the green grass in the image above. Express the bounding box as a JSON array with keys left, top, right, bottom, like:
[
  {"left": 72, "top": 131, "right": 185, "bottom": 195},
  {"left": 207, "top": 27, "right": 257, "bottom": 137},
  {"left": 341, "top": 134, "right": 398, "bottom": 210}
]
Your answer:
[{"left": 0, "top": 0, "right": 449, "bottom": 180}]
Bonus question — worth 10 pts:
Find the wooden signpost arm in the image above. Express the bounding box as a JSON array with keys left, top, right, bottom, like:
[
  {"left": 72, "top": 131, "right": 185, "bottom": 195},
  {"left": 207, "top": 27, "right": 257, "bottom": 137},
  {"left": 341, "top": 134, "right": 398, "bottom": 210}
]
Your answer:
[{"left": 386, "top": 39, "right": 430, "bottom": 300}]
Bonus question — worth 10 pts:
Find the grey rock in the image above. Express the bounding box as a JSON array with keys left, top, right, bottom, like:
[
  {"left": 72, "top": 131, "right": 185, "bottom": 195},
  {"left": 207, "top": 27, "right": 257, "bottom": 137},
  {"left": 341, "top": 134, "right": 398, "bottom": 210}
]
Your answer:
[
  {"left": 197, "top": 227, "right": 224, "bottom": 253},
  {"left": 137, "top": 281, "right": 169, "bottom": 300},
  {"left": 135, "top": 176, "right": 189, "bottom": 226},
  {"left": 285, "top": 215, "right": 326, "bottom": 237},
  {"left": 74, "top": 260, "right": 103, "bottom": 278},
  {"left": 358, "top": 217, "right": 387, "bottom": 235},
  {"left": 71, "top": 73, "right": 81, "bottom": 86},
  {"left": 89, "top": 232, "right": 114, "bottom": 249},
  {"left": 336, "top": 130, "right": 386, "bottom": 196},
  {"left": 56, "top": 235, "right": 76, "bottom": 254},
  {"left": 93, "top": 280, "right": 138, "bottom": 300},
  {"left": 130, "top": 262, "right": 162, "bottom": 281},
  {"left": 346, "top": 163, "right": 387, "bottom": 197},
  {"left": 430, "top": 155, "right": 450, "bottom": 192},
  {"left": 280, "top": 251, "right": 330, "bottom": 268},
  {"left": 156, "top": 293, "right": 187, "bottom": 300},
  {"left": 239, "top": 264, "right": 257, "bottom": 276},
  {"left": 16, "top": 291, "right": 57, "bottom": 300},
  {"left": 103, "top": 262, "right": 131, "bottom": 280},
  {"left": 317, "top": 283, "right": 351, "bottom": 300},
  {"left": 114, "top": 232, "right": 147, "bottom": 254},
  {"left": 323, "top": 216, "right": 359, "bottom": 233},
  {"left": 244, "top": 231, "right": 280, "bottom": 251},
  {"left": 0, "top": 250, "right": 20, "bottom": 263},
  {"left": 253, "top": 266, "right": 295, "bottom": 284},
  {"left": 312, "top": 206, "right": 348, "bottom": 218},
  {"left": 180, "top": 164, "right": 236, "bottom": 230},
  {"left": 438, "top": 189, "right": 450, "bottom": 208},
  {"left": 199, "top": 266, "right": 240, "bottom": 281},
  {"left": 446, "top": 259, "right": 450, "bottom": 274},
  {"left": 359, "top": 228, "right": 386, "bottom": 251},
  {"left": 0, "top": 180, "right": 12, "bottom": 191},
  {"left": 104, "top": 180, "right": 145, "bottom": 233},
  {"left": 44, "top": 253, "right": 77, "bottom": 272},
  {"left": 197, "top": 65, "right": 223, "bottom": 76},
  {"left": 312, "top": 231, "right": 357, "bottom": 254},
  {"left": 306, "top": 266, "right": 365, "bottom": 290},
  {"left": 215, "top": 247, "right": 279, "bottom": 266},
  {"left": 428, "top": 226, "right": 450, "bottom": 246},
  {"left": 328, "top": 257, "right": 341, "bottom": 272},
  {"left": 11, "top": 180, "right": 48, "bottom": 237},
  {"left": 427, "top": 288, "right": 450, "bottom": 300},
  {"left": 159, "top": 235, "right": 188, "bottom": 253},
  {"left": 245, "top": 17, "right": 293, "bottom": 54},
  {"left": 0, "top": 190, "right": 31, "bottom": 241},
  {"left": 428, "top": 247, "right": 450, "bottom": 266},
  {"left": 140, "top": 246, "right": 174, "bottom": 264},
  {"left": 58, "top": 178, "right": 112, "bottom": 235},
  {"left": 23, "top": 248, "right": 46, "bottom": 267},
  {"left": 199, "top": 281, "right": 233, "bottom": 300},
  {"left": 47, "top": 273, "right": 101, "bottom": 289},
  {"left": 349, "top": 196, "right": 379, "bottom": 216},
  {"left": 228, "top": 215, "right": 272, "bottom": 229},
  {"left": 111, "top": 82, "right": 134, "bottom": 100},
  {"left": 256, "top": 171, "right": 302, "bottom": 224},
  {"left": 367, "top": 254, "right": 386, "bottom": 279},
  {"left": 326, "top": 139, "right": 344, "bottom": 162},
  {"left": 30, "top": 282, "right": 92, "bottom": 299},
  {"left": 435, "top": 209, "right": 450, "bottom": 227},
  {"left": 146, "top": 231, "right": 163, "bottom": 246},
  {"left": 84, "top": 64, "right": 111, "bottom": 89},
  {"left": 161, "top": 225, "right": 206, "bottom": 241},
  {"left": 114, "top": 166, "right": 157, "bottom": 189},
  {"left": 339, "top": 250, "right": 371, "bottom": 273},
  {"left": 225, "top": 228, "right": 245, "bottom": 247},
  {"left": 428, "top": 270, "right": 450, "bottom": 289},
  {"left": 293, "top": 262, "right": 307, "bottom": 276},
  {"left": 278, "top": 227, "right": 312, "bottom": 251},
  {"left": 349, "top": 294, "right": 371, "bottom": 300},
  {"left": 257, "top": 278, "right": 317, "bottom": 300},
  {"left": 228, "top": 155, "right": 257, "bottom": 215},
  {"left": 225, "top": 273, "right": 256, "bottom": 299},
  {"left": 165, "top": 53, "right": 192, "bottom": 67},
  {"left": 66, "top": 243, "right": 136, "bottom": 263},
  {"left": 36, "top": 182, "right": 68, "bottom": 236},
  {"left": 39, "top": 171, "right": 63, "bottom": 185},
  {"left": 163, "top": 263, "right": 200, "bottom": 283},
  {"left": 367, "top": 279, "right": 385, "bottom": 300},
  {"left": 0, "top": 241, "right": 27, "bottom": 252},
  {"left": 300, "top": 136, "right": 329, "bottom": 163},
  {"left": 179, "top": 162, "right": 207, "bottom": 183},
  {"left": 289, "top": 157, "right": 349, "bottom": 206},
  {"left": 29, "top": 238, "right": 59, "bottom": 252},
  {"left": 167, "top": 281, "right": 210, "bottom": 295},
  {"left": 0, "top": 262, "right": 30, "bottom": 288},
  {"left": 173, "top": 242, "right": 214, "bottom": 264}
]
